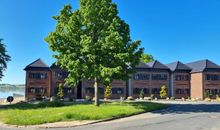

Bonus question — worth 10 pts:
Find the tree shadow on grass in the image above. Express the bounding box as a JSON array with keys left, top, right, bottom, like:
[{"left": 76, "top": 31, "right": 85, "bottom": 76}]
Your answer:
[{"left": 0, "top": 101, "right": 93, "bottom": 110}]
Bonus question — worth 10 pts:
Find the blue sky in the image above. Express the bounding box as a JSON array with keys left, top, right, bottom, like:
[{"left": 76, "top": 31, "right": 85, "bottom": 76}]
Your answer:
[{"left": 0, "top": 0, "right": 220, "bottom": 84}]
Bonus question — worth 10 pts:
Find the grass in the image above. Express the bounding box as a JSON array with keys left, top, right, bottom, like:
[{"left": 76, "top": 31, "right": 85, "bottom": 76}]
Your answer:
[{"left": 0, "top": 101, "right": 166, "bottom": 126}]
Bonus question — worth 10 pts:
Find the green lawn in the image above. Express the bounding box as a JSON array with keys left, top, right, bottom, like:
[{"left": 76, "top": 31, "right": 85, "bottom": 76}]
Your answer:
[{"left": 0, "top": 101, "right": 166, "bottom": 126}]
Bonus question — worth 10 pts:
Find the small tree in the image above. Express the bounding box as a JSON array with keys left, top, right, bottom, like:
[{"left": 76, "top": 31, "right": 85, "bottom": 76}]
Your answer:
[
  {"left": 139, "top": 89, "right": 144, "bottom": 99},
  {"left": 57, "top": 83, "right": 64, "bottom": 99},
  {"left": 204, "top": 90, "right": 210, "bottom": 99},
  {"left": 160, "top": 85, "right": 167, "bottom": 99},
  {"left": 104, "top": 85, "right": 112, "bottom": 100}
]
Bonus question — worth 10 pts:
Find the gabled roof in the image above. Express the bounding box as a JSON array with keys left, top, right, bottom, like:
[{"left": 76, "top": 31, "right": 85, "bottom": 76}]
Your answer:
[
  {"left": 186, "top": 59, "right": 220, "bottom": 73},
  {"left": 24, "top": 59, "right": 50, "bottom": 70},
  {"left": 166, "top": 61, "right": 191, "bottom": 71},
  {"left": 146, "top": 60, "right": 169, "bottom": 69},
  {"left": 135, "top": 61, "right": 151, "bottom": 69}
]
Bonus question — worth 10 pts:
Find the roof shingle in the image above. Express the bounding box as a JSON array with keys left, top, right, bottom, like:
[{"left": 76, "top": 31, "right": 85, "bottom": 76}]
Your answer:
[
  {"left": 166, "top": 61, "right": 191, "bottom": 71},
  {"left": 146, "top": 60, "right": 169, "bottom": 69},
  {"left": 24, "top": 58, "right": 50, "bottom": 70},
  {"left": 187, "top": 59, "right": 220, "bottom": 73}
]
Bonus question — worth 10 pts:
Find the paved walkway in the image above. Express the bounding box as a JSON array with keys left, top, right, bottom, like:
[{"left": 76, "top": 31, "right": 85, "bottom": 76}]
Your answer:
[{"left": 1, "top": 102, "right": 220, "bottom": 130}]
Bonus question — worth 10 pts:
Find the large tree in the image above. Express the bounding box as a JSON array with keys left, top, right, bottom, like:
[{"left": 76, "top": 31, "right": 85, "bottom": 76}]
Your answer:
[
  {"left": 141, "top": 54, "right": 154, "bottom": 63},
  {"left": 0, "top": 39, "right": 11, "bottom": 80},
  {"left": 45, "top": 0, "right": 143, "bottom": 106}
]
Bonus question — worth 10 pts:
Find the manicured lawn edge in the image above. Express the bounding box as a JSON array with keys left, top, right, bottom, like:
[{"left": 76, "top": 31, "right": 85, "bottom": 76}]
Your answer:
[{"left": 0, "top": 102, "right": 167, "bottom": 126}]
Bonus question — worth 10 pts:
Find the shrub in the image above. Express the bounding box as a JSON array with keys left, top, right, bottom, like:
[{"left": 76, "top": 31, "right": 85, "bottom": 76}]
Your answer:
[
  {"left": 69, "top": 98, "right": 75, "bottom": 102},
  {"left": 187, "top": 97, "right": 191, "bottom": 100},
  {"left": 160, "top": 85, "right": 167, "bottom": 99},
  {"left": 204, "top": 90, "right": 210, "bottom": 98},
  {"left": 139, "top": 89, "right": 144, "bottom": 99},
  {"left": 57, "top": 83, "right": 64, "bottom": 99},
  {"left": 104, "top": 85, "right": 112, "bottom": 100},
  {"left": 150, "top": 94, "right": 154, "bottom": 100},
  {"left": 170, "top": 97, "right": 175, "bottom": 100},
  {"left": 127, "top": 96, "right": 134, "bottom": 100},
  {"left": 85, "top": 96, "right": 92, "bottom": 101}
]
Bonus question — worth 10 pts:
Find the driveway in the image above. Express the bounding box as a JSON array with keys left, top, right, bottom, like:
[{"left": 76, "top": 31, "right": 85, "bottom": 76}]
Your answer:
[{"left": 1, "top": 102, "right": 220, "bottom": 130}]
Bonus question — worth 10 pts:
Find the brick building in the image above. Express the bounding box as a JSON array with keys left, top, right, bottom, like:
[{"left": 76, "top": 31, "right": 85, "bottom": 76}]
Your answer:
[
  {"left": 24, "top": 59, "right": 220, "bottom": 100},
  {"left": 187, "top": 59, "right": 220, "bottom": 99},
  {"left": 131, "top": 61, "right": 170, "bottom": 98},
  {"left": 166, "top": 61, "right": 191, "bottom": 98}
]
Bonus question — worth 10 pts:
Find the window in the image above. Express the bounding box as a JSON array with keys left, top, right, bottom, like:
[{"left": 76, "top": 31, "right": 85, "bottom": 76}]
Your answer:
[
  {"left": 175, "top": 75, "right": 189, "bottom": 81},
  {"left": 85, "top": 88, "right": 94, "bottom": 94},
  {"left": 63, "top": 88, "right": 74, "bottom": 95},
  {"left": 209, "top": 89, "right": 218, "bottom": 95},
  {"left": 152, "top": 88, "right": 160, "bottom": 94},
  {"left": 36, "top": 88, "right": 46, "bottom": 94},
  {"left": 28, "top": 88, "right": 46, "bottom": 94},
  {"left": 29, "top": 73, "right": 47, "bottom": 79},
  {"left": 176, "top": 89, "right": 184, "bottom": 94},
  {"left": 99, "top": 88, "right": 104, "bottom": 95},
  {"left": 28, "top": 88, "right": 36, "bottom": 94},
  {"left": 152, "top": 74, "right": 167, "bottom": 80},
  {"left": 85, "top": 88, "right": 104, "bottom": 95},
  {"left": 206, "top": 74, "right": 220, "bottom": 81},
  {"left": 133, "top": 88, "right": 149, "bottom": 94},
  {"left": 185, "top": 89, "right": 190, "bottom": 94},
  {"left": 133, "top": 74, "right": 150, "bottom": 80},
  {"left": 112, "top": 88, "right": 124, "bottom": 94},
  {"left": 55, "top": 72, "right": 67, "bottom": 79}
]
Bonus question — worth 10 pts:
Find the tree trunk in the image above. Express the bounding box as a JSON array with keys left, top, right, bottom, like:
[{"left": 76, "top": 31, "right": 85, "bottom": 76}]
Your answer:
[{"left": 94, "top": 78, "right": 99, "bottom": 106}]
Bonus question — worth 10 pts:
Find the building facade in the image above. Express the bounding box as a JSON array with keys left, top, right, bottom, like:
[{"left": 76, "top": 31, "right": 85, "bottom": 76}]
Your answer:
[
  {"left": 187, "top": 60, "right": 220, "bottom": 99},
  {"left": 166, "top": 61, "right": 191, "bottom": 99},
  {"left": 131, "top": 61, "right": 170, "bottom": 98},
  {"left": 24, "top": 59, "right": 220, "bottom": 101}
]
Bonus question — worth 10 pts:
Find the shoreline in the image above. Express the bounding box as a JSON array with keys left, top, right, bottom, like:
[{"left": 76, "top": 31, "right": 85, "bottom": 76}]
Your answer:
[{"left": 0, "top": 97, "right": 25, "bottom": 105}]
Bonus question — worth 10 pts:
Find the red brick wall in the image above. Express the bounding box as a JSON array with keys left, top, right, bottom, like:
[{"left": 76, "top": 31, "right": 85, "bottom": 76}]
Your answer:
[
  {"left": 25, "top": 70, "right": 52, "bottom": 100},
  {"left": 191, "top": 73, "right": 203, "bottom": 99},
  {"left": 203, "top": 72, "right": 220, "bottom": 99},
  {"left": 131, "top": 71, "right": 170, "bottom": 98},
  {"left": 173, "top": 72, "right": 190, "bottom": 98}
]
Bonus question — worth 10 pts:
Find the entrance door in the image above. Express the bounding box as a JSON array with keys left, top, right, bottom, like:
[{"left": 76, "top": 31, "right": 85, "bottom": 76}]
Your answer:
[{"left": 77, "top": 82, "right": 82, "bottom": 99}]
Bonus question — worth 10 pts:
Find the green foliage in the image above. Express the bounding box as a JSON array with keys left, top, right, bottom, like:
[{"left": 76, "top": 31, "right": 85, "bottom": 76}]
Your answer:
[
  {"left": 57, "top": 84, "right": 64, "bottom": 99},
  {"left": 140, "top": 54, "right": 154, "bottom": 63},
  {"left": 37, "top": 101, "right": 65, "bottom": 108},
  {"left": 160, "top": 85, "right": 167, "bottom": 99},
  {"left": 45, "top": 0, "right": 144, "bottom": 106},
  {"left": 0, "top": 39, "right": 11, "bottom": 79},
  {"left": 104, "top": 85, "right": 112, "bottom": 99},
  {"left": 204, "top": 90, "right": 210, "bottom": 98},
  {"left": 0, "top": 102, "right": 166, "bottom": 125},
  {"left": 139, "top": 89, "right": 144, "bottom": 99}
]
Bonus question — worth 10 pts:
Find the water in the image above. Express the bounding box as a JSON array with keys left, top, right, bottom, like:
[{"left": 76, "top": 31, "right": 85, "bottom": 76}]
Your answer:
[{"left": 0, "top": 89, "right": 25, "bottom": 99}]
